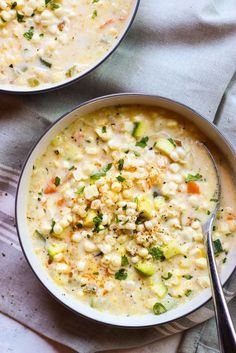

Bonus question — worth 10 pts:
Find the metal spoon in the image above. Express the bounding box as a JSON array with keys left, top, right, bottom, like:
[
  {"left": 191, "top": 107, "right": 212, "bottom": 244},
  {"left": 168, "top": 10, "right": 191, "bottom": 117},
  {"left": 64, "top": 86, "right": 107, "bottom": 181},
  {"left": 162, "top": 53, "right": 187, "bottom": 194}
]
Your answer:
[{"left": 201, "top": 144, "right": 236, "bottom": 353}]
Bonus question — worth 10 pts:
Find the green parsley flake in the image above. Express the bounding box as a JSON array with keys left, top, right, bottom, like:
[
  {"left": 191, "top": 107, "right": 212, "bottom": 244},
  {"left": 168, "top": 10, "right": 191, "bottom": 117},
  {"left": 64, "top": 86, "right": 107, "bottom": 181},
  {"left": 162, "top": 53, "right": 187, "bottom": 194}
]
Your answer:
[
  {"left": 116, "top": 175, "right": 125, "bottom": 182},
  {"left": 135, "top": 136, "right": 149, "bottom": 148},
  {"left": 185, "top": 289, "right": 192, "bottom": 297},
  {"left": 115, "top": 268, "right": 128, "bottom": 280},
  {"left": 23, "top": 26, "right": 34, "bottom": 40},
  {"left": 148, "top": 247, "right": 165, "bottom": 261},
  {"left": 118, "top": 159, "right": 124, "bottom": 171},
  {"left": 40, "top": 57, "right": 52, "bottom": 68},
  {"left": 185, "top": 173, "right": 203, "bottom": 183},
  {"left": 92, "top": 10, "right": 97, "bottom": 19},
  {"left": 161, "top": 272, "right": 172, "bottom": 280},
  {"left": 183, "top": 274, "right": 193, "bottom": 280},
  {"left": 121, "top": 255, "right": 129, "bottom": 266},
  {"left": 213, "top": 239, "right": 224, "bottom": 256},
  {"left": 75, "top": 186, "right": 85, "bottom": 195},
  {"left": 93, "top": 213, "right": 103, "bottom": 233},
  {"left": 90, "top": 163, "right": 112, "bottom": 180},
  {"left": 54, "top": 176, "right": 61, "bottom": 186},
  {"left": 35, "top": 230, "right": 46, "bottom": 241},
  {"left": 168, "top": 138, "right": 176, "bottom": 147},
  {"left": 17, "top": 11, "right": 25, "bottom": 22}
]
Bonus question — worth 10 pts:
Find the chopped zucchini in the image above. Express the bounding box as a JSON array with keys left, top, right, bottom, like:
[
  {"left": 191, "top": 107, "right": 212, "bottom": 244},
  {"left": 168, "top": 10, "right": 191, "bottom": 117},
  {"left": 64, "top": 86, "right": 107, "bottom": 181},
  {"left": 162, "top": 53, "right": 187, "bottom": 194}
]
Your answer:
[
  {"left": 137, "top": 196, "right": 153, "bottom": 219},
  {"left": 47, "top": 243, "right": 67, "bottom": 260},
  {"left": 132, "top": 121, "right": 146, "bottom": 139},
  {"left": 84, "top": 209, "right": 97, "bottom": 227},
  {"left": 151, "top": 281, "right": 168, "bottom": 298},
  {"left": 155, "top": 138, "right": 175, "bottom": 157},
  {"left": 162, "top": 240, "right": 182, "bottom": 259},
  {"left": 135, "top": 261, "right": 156, "bottom": 276},
  {"left": 154, "top": 196, "right": 166, "bottom": 210}
]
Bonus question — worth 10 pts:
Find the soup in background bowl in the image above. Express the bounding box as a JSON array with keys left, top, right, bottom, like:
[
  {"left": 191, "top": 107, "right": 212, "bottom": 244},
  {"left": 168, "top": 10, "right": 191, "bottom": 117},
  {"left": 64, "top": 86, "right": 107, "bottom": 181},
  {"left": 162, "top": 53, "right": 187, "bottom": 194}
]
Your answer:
[
  {"left": 16, "top": 94, "right": 236, "bottom": 327},
  {"left": 0, "top": 0, "right": 139, "bottom": 93}
]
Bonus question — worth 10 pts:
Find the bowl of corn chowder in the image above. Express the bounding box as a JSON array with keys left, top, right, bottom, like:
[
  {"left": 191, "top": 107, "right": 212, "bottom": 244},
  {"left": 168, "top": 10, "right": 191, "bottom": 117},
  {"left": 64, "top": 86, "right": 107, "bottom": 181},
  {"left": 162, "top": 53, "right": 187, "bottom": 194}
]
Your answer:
[
  {"left": 0, "top": 0, "right": 139, "bottom": 93},
  {"left": 16, "top": 94, "right": 236, "bottom": 327}
]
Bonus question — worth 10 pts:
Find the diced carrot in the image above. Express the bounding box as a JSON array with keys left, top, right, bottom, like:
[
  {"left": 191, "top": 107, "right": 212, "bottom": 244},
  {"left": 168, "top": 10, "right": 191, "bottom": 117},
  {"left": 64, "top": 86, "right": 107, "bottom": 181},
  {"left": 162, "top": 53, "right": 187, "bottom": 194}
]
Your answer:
[
  {"left": 44, "top": 178, "right": 57, "bottom": 194},
  {"left": 58, "top": 21, "right": 65, "bottom": 31},
  {"left": 57, "top": 198, "right": 65, "bottom": 207},
  {"left": 227, "top": 214, "right": 235, "bottom": 220},
  {"left": 187, "top": 181, "right": 200, "bottom": 194},
  {"left": 99, "top": 19, "right": 114, "bottom": 30}
]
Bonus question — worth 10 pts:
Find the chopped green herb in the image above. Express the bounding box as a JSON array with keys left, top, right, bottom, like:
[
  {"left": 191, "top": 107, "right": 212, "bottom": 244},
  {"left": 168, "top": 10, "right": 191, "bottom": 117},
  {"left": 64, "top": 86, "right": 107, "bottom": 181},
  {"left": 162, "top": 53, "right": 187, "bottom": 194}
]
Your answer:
[
  {"left": 66, "top": 65, "right": 76, "bottom": 78},
  {"left": 115, "top": 268, "right": 128, "bottom": 281},
  {"left": 50, "top": 219, "right": 56, "bottom": 234},
  {"left": 50, "top": 2, "right": 60, "bottom": 9},
  {"left": 213, "top": 239, "right": 224, "bottom": 256},
  {"left": 121, "top": 255, "right": 129, "bottom": 266},
  {"left": 116, "top": 175, "right": 125, "bottom": 182},
  {"left": 207, "top": 210, "right": 211, "bottom": 215},
  {"left": 223, "top": 257, "right": 227, "bottom": 264},
  {"left": 45, "top": 0, "right": 60, "bottom": 10},
  {"left": 92, "top": 0, "right": 100, "bottom": 3},
  {"left": 75, "top": 186, "right": 85, "bottom": 195},
  {"left": 135, "top": 212, "right": 146, "bottom": 225},
  {"left": 68, "top": 166, "right": 76, "bottom": 171},
  {"left": 161, "top": 272, "right": 172, "bottom": 280},
  {"left": 16, "top": 11, "right": 25, "bottom": 22},
  {"left": 102, "top": 126, "right": 106, "bottom": 133},
  {"left": 148, "top": 247, "right": 165, "bottom": 262},
  {"left": 35, "top": 230, "right": 46, "bottom": 241},
  {"left": 153, "top": 191, "right": 159, "bottom": 198},
  {"left": 40, "top": 57, "right": 52, "bottom": 68},
  {"left": 210, "top": 198, "right": 219, "bottom": 202},
  {"left": 118, "top": 159, "right": 124, "bottom": 171},
  {"left": 122, "top": 204, "right": 127, "bottom": 211},
  {"left": 11, "top": 2, "right": 17, "bottom": 9},
  {"left": 93, "top": 213, "right": 103, "bottom": 233},
  {"left": 92, "top": 9, "right": 97, "bottom": 19},
  {"left": 153, "top": 302, "right": 167, "bottom": 315},
  {"left": 54, "top": 176, "right": 61, "bottom": 186},
  {"left": 185, "top": 173, "right": 203, "bottom": 183},
  {"left": 90, "top": 163, "right": 112, "bottom": 180},
  {"left": 136, "top": 136, "right": 149, "bottom": 148},
  {"left": 185, "top": 289, "right": 192, "bottom": 297},
  {"left": 23, "top": 26, "right": 34, "bottom": 40},
  {"left": 183, "top": 274, "right": 193, "bottom": 280},
  {"left": 168, "top": 138, "right": 176, "bottom": 147}
]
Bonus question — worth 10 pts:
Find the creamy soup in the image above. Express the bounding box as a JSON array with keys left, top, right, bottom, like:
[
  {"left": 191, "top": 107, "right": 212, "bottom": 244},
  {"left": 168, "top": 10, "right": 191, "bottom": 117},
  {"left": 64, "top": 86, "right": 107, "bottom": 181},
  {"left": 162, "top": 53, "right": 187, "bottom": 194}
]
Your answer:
[
  {"left": 0, "top": 0, "right": 135, "bottom": 89},
  {"left": 27, "top": 106, "right": 236, "bottom": 316}
]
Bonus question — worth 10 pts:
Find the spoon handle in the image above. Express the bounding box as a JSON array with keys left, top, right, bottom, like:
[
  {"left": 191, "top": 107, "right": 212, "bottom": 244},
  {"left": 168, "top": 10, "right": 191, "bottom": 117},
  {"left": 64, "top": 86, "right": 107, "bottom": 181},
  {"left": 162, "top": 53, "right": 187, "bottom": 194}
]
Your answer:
[{"left": 205, "top": 222, "right": 236, "bottom": 353}]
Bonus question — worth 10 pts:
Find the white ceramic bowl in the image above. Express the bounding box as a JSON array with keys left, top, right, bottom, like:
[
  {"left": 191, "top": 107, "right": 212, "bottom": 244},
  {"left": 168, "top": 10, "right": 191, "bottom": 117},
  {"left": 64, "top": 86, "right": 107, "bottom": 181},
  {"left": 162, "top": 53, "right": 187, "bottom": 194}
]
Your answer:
[
  {"left": 0, "top": 1, "right": 139, "bottom": 94},
  {"left": 16, "top": 94, "right": 236, "bottom": 327}
]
